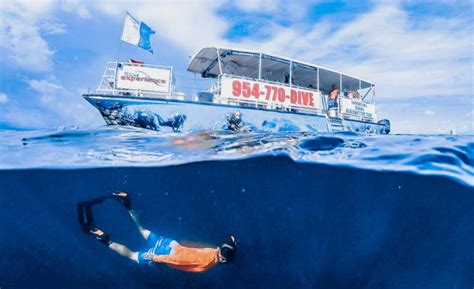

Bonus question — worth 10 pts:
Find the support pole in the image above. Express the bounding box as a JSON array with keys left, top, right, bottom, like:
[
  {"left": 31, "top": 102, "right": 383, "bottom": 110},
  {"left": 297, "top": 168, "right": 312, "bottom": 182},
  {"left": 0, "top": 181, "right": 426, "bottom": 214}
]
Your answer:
[
  {"left": 217, "top": 48, "right": 223, "bottom": 75},
  {"left": 193, "top": 72, "right": 196, "bottom": 101},
  {"left": 339, "top": 74, "right": 342, "bottom": 92},
  {"left": 339, "top": 74, "right": 342, "bottom": 117},
  {"left": 316, "top": 68, "right": 319, "bottom": 91},
  {"left": 372, "top": 84, "right": 375, "bottom": 104},
  {"left": 289, "top": 61, "right": 292, "bottom": 87}
]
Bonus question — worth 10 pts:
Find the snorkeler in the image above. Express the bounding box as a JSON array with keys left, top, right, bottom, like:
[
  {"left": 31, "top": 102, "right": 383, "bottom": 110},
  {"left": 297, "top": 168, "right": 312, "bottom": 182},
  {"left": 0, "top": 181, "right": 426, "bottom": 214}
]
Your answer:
[{"left": 77, "top": 192, "right": 237, "bottom": 272}]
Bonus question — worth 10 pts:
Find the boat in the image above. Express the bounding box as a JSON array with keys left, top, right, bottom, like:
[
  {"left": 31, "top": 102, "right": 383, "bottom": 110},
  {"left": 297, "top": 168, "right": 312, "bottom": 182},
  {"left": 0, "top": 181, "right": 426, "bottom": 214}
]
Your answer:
[{"left": 83, "top": 46, "right": 391, "bottom": 134}]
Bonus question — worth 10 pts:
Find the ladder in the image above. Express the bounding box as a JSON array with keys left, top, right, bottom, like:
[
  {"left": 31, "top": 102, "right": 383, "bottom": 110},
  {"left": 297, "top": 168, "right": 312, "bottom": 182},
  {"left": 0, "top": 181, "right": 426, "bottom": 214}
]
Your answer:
[{"left": 328, "top": 117, "right": 346, "bottom": 132}]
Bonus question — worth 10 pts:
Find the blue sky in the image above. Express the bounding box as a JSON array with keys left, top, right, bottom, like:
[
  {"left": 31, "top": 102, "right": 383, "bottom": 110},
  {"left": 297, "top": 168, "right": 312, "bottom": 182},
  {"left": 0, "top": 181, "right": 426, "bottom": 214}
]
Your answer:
[{"left": 0, "top": 0, "right": 472, "bottom": 133}]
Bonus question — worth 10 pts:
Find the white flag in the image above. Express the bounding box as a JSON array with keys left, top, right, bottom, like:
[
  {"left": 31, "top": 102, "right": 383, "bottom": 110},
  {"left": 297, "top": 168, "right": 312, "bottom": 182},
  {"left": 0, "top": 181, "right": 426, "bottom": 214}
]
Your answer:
[{"left": 121, "top": 13, "right": 155, "bottom": 53}]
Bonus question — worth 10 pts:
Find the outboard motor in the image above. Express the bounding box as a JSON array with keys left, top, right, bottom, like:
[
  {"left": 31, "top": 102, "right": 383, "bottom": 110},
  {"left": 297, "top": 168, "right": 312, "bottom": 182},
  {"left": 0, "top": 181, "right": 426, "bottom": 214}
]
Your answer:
[{"left": 378, "top": 119, "right": 391, "bottom": 134}]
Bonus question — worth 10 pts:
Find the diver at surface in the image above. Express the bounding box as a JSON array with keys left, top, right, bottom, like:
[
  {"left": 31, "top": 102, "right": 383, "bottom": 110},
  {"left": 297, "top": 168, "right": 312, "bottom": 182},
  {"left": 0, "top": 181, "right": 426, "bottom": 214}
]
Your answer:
[{"left": 77, "top": 192, "right": 237, "bottom": 272}]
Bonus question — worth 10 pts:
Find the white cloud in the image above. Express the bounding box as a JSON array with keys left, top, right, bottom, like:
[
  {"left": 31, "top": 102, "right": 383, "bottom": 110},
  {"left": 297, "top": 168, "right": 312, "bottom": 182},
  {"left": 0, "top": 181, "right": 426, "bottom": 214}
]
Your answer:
[
  {"left": 61, "top": 0, "right": 92, "bottom": 19},
  {"left": 39, "top": 20, "right": 67, "bottom": 35},
  {"left": 235, "top": 4, "right": 473, "bottom": 100},
  {"left": 14, "top": 78, "right": 101, "bottom": 128},
  {"left": 0, "top": 0, "right": 57, "bottom": 72},
  {"left": 139, "top": 1, "right": 229, "bottom": 52},
  {"left": 1, "top": 0, "right": 56, "bottom": 19},
  {"left": 378, "top": 96, "right": 473, "bottom": 134},
  {"left": 27, "top": 78, "right": 63, "bottom": 105},
  {"left": 7, "top": 22, "right": 56, "bottom": 71},
  {"left": 424, "top": 110, "right": 435, "bottom": 116},
  {"left": 233, "top": 0, "right": 316, "bottom": 20},
  {"left": 88, "top": 0, "right": 230, "bottom": 53},
  {"left": 0, "top": 93, "right": 9, "bottom": 103},
  {"left": 1, "top": 105, "right": 53, "bottom": 129},
  {"left": 233, "top": 0, "right": 275, "bottom": 12},
  {"left": 27, "top": 79, "right": 63, "bottom": 94}
]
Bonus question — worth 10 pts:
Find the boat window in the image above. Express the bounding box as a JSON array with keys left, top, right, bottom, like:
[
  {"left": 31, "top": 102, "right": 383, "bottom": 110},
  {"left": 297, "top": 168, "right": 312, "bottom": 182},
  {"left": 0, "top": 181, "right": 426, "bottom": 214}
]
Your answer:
[
  {"left": 318, "top": 69, "right": 340, "bottom": 95},
  {"left": 260, "top": 55, "right": 290, "bottom": 83},
  {"left": 220, "top": 50, "right": 260, "bottom": 79},
  {"left": 361, "top": 80, "right": 371, "bottom": 89},
  {"left": 291, "top": 63, "right": 317, "bottom": 90},
  {"left": 341, "top": 74, "right": 359, "bottom": 97},
  {"left": 359, "top": 81, "right": 374, "bottom": 102},
  {"left": 341, "top": 75, "right": 374, "bottom": 102}
]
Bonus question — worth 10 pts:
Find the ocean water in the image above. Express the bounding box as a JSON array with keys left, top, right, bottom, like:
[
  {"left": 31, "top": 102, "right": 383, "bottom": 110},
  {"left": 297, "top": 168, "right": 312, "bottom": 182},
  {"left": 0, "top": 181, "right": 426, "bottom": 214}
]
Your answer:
[{"left": 0, "top": 127, "right": 473, "bottom": 289}]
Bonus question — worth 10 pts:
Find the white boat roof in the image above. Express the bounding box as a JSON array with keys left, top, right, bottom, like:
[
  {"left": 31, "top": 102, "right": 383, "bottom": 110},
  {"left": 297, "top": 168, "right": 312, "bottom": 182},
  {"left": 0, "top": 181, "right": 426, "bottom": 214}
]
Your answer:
[{"left": 187, "top": 46, "right": 374, "bottom": 91}]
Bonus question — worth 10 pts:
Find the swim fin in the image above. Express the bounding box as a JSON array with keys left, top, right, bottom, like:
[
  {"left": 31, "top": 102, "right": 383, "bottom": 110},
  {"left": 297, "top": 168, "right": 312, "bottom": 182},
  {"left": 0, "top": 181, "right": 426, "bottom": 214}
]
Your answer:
[
  {"left": 77, "top": 201, "right": 94, "bottom": 233},
  {"left": 77, "top": 192, "right": 132, "bottom": 233},
  {"left": 89, "top": 228, "right": 111, "bottom": 245},
  {"left": 112, "top": 192, "right": 132, "bottom": 210}
]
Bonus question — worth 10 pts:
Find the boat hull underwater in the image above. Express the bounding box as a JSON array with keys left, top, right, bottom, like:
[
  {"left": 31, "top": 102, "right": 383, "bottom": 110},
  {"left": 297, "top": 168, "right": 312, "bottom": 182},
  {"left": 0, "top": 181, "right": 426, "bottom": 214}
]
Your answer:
[{"left": 84, "top": 94, "right": 389, "bottom": 134}]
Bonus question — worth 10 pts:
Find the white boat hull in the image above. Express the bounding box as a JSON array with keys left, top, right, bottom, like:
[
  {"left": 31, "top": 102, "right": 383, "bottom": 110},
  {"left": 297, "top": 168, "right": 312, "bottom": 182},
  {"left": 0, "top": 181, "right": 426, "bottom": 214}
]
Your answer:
[{"left": 84, "top": 94, "right": 389, "bottom": 134}]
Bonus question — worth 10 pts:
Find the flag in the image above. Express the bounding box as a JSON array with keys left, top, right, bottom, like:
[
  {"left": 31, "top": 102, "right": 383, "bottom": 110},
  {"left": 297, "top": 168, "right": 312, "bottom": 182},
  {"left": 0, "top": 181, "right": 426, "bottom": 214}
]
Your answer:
[
  {"left": 121, "top": 13, "right": 155, "bottom": 54},
  {"left": 129, "top": 58, "right": 144, "bottom": 65}
]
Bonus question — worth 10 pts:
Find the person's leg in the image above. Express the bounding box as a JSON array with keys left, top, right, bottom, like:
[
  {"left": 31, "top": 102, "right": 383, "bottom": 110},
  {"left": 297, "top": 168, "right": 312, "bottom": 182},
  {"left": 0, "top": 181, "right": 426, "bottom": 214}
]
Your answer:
[
  {"left": 128, "top": 210, "right": 151, "bottom": 240},
  {"left": 90, "top": 228, "right": 139, "bottom": 263},
  {"left": 111, "top": 192, "right": 152, "bottom": 240},
  {"left": 109, "top": 242, "right": 139, "bottom": 263}
]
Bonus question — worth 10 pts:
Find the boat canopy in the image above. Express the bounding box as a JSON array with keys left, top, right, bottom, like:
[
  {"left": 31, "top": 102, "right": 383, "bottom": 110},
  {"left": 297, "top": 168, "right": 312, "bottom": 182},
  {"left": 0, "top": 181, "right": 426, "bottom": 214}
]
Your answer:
[{"left": 188, "top": 46, "right": 374, "bottom": 94}]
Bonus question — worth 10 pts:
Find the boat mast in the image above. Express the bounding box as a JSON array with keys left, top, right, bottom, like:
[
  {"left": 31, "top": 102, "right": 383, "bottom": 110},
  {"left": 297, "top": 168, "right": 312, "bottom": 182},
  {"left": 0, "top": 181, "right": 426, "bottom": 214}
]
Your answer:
[{"left": 115, "top": 13, "right": 127, "bottom": 64}]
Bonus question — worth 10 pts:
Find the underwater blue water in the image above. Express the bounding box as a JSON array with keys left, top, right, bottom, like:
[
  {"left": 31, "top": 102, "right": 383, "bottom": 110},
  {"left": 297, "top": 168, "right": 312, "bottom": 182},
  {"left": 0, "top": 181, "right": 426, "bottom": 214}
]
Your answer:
[{"left": 0, "top": 127, "right": 473, "bottom": 289}]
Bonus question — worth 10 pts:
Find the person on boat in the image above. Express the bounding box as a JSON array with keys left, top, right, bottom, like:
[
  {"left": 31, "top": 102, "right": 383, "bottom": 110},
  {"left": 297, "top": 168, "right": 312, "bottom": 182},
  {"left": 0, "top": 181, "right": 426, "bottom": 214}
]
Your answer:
[
  {"left": 328, "top": 84, "right": 340, "bottom": 108},
  {"left": 78, "top": 192, "right": 237, "bottom": 272}
]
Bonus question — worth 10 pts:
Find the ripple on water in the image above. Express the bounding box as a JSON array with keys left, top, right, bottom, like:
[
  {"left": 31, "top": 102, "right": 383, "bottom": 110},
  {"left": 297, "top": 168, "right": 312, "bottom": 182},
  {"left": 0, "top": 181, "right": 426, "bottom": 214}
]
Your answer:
[{"left": 0, "top": 128, "right": 473, "bottom": 187}]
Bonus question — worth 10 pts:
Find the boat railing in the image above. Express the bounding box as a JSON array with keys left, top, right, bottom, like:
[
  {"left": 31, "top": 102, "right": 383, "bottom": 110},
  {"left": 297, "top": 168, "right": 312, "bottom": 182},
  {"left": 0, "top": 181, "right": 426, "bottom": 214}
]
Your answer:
[{"left": 213, "top": 74, "right": 326, "bottom": 115}]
